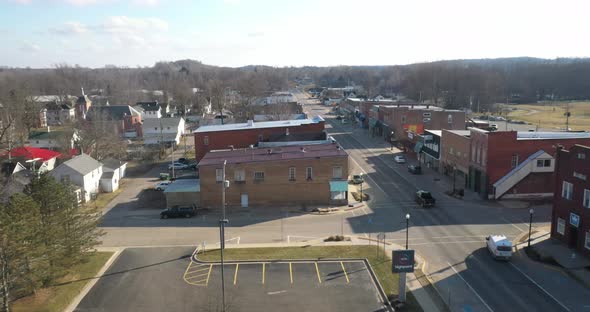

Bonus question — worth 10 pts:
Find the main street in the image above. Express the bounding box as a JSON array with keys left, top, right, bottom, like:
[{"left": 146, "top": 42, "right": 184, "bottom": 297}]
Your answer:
[{"left": 294, "top": 90, "right": 573, "bottom": 312}]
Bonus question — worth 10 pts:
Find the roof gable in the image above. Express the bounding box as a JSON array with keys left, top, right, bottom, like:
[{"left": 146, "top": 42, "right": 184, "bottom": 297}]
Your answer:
[{"left": 59, "top": 154, "right": 102, "bottom": 175}]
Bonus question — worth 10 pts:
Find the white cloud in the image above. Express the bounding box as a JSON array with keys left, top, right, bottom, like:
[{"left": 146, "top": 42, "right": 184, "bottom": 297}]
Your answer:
[
  {"left": 98, "top": 16, "right": 168, "bottom": 34},
  {"left": 19, "top": 41, "right": 40, "bottom": 52},
  {"left": 50, "top": 21, "right": 88, "bottom": 35}
]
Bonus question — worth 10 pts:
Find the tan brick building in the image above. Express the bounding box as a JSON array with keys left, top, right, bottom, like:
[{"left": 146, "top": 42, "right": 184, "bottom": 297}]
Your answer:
[{"left": 199, "top": 143, "right": 349, "bottom": 209}]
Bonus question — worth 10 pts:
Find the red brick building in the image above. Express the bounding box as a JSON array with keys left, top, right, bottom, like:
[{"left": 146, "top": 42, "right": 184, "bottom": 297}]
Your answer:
[
  {"left": 440, "top": 130, "right": 472, "bottom": 188},
  {"left": 193, "top": 116, "right": 325, "bottom": 162},
  {"left": 467, "top": 129, "right": 590, "bottom": 199},
  {"left": 551, "top": 145, "right": 590, "bottom": 256},
  {"left": 198, "top": 143, "right": 349, "bottom": 208}
]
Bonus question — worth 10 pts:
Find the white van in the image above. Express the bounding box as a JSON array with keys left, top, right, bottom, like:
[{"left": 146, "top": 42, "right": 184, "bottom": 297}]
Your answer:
[{"left": 486, "top": 235, "right": 513, "bottom": 260}]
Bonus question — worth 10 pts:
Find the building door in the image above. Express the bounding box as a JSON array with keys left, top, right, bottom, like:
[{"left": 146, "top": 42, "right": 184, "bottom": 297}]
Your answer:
[
  {"left": 241, "top": 194, "right": 248, "bottom": 208},
  {"left": 569, "top": 227, "right": 578, "bottom": 248}
]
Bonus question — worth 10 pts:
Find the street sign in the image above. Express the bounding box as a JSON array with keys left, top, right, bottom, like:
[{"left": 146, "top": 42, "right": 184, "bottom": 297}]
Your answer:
[
  {"left": 570, "top": 213, "right": 580, "bottom": 228},
  {"left": 392, "top": 250, "right": 415, "bottom": 273}
]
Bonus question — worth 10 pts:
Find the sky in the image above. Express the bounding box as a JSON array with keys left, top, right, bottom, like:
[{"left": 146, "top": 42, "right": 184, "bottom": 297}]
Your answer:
[{"left": 0, "top": 0, "right": 589, "bottom": 68}]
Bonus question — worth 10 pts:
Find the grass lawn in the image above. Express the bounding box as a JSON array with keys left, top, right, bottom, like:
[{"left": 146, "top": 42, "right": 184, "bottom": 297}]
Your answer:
[
  {"left": 503, "top": 102, "right": 590, "bottom": 131},
  {"left": 10, "top": 252, "right": 114, "bottom": 312},
  {"left": 200, "top": 245, "right": 424, "bottom": 311},
  {"left": 85, "top": 181, "right": 125, "bottom": 211}
]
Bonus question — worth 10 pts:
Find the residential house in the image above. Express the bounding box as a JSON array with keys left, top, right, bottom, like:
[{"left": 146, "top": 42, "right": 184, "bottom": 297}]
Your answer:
[
  {"left": 28, "top": 128, "right": 79, "bottom": 150},
  {"left": 0, "top": 162, "right": 34, "bottom": 204},
  {"left": 87, "top": 105, "right": 143, "bottom": 138},
  {"left": 199, "top": 143, "right": 349, "bottom": 208},
  {"left": 135, "top": 101, "right": 162, "bottom": 119},
  {"left": 50, "top": 153, "right": 103, "bottom": 202},
  {"left": 193, "top": 116, "right": 326, "bottom": 162},
  {"left": 551, "top": 145, "right": 590, "bottom": 257},
  {"left": 2, "top": 146, "right": 61, "bottom": 173},
  {"left": 142, "top": 117, "right": 186, "bottom": 146},
  {"left": 45, "top": 102, "right": 75, "bottom": 125},
  {"left": 101, "top": 157, "right": 128, "bottom": 179}
]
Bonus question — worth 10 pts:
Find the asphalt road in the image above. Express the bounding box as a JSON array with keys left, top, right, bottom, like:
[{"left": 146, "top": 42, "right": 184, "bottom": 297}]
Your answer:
[{"left": 295, "top": 92, "right": 567, "bottom": 312}]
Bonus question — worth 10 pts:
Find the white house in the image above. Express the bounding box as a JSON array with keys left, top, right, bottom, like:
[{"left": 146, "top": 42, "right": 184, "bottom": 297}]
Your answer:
[
  {"left": 142, "top": 117, "right": 185, "bottom": 146},
  {"left": 28, "top": 128, "right": 79, "bottom": 150},
  {"left": 100, "top": 170, "right": 119, "bottom": 193},
  {"left": 50, "top": 154, "right": 103, "bottom": 202},
  {"left": 135, "top": 101, "right": 162, "bottom": 119},
  {"left": 102, "top": 157, "right": 128, "bottom": 179}
]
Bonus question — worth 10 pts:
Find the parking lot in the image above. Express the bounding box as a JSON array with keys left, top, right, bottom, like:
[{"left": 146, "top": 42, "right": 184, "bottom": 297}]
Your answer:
[{"left": 75, "top": 247, "right": 388, "bottom": 312}]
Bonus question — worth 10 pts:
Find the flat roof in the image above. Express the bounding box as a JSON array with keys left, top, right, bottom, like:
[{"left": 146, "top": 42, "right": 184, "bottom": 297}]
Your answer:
[
  {"left": 446, "top": 130, "right": 471, "bottom": 136},
  {"left": 163, "top": 179, "right": 200, "bottom": 193},
  {"left": 424, "top": 130, "right": 442, "bottom": 137},
  {"left": 199, "top": 143, "right": 347, "bottom": 166},
  {"left": 517, "top": 131, "right": 590, "bottom": 140},
  {"left": 193, "top": 116, "right": 324, "bottom": 133}
]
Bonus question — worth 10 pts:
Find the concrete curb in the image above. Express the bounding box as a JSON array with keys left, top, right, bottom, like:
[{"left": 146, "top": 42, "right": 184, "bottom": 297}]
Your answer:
[{"left": 64, "top": 249, "right": 123, "bottom": 312}]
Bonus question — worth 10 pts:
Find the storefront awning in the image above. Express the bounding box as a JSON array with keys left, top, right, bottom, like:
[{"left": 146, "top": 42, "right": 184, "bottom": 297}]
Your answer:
[
  {"left": 330, "top": 181, "right": 349, "bottom": 192},
  {"left": 369, "top": 118, "right": 378, "bottom": 127}
]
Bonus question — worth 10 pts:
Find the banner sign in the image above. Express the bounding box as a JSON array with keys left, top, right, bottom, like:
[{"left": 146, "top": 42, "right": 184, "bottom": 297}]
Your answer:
[{"left": 392, "top": 250, "right": 415, "bottom": 273}]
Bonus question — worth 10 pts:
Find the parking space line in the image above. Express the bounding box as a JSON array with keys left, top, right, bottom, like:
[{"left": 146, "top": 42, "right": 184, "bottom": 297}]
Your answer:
[
  {"left": 206, "top": 264, "right": 213, "bottom": 285},
  {"left": 340, "top": 262, "right": 350, "bottom": 283},
  {"left": 233, "top": 264, "right": 239, "bottom": 285},
  {"left": 262, "top": 263, "right": 266, "bottom": 284},
  {"left": 315, "top": 262, "right": 322, "bottom": 283},
  {"left": 183, "top": 261, "right": 193, "bottom": 278},
  {"left": 289, "top": 263, "right": 293, "bottom": 284}
]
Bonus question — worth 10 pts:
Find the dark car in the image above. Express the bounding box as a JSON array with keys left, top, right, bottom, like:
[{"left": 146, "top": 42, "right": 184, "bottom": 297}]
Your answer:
[
  {"left": 160, "top": 205, "right": 196, "bottom": 219},
  {"left": 408, "top": 165, "right": 422, "bottom": 174},
  {"left": 415, "top": 190, "right": 435, "bottom": 208},
  {"left": 177, "top": 158, "right": 190, "bottom": 164}
]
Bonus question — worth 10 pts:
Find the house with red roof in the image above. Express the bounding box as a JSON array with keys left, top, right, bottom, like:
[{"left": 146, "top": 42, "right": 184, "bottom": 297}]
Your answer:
[{"left": 2, "top": 146, "right": 61, "bottom": 173}]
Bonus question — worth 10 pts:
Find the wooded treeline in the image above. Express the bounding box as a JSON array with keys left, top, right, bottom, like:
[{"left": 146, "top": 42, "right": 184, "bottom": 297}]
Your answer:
[{"left": 1, "top": 57, "right": 590, "bottom": 114}]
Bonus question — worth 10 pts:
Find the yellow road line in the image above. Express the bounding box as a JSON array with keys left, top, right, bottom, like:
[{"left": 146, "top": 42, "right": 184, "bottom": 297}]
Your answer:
[
  {"left": 205, "top": 264, "right": 213, "bottom": 285},
  {"left": 289, "top": 262, "right": 293, "bottom": 284},
  {"left": 341, "top": 262, "right": 349, "bottom": 283},
  {"left": 188, "top": 267, "right": 210, "bottom": 273},
  {"left": 187, "top": 278, "right": 208, "bottom": 284},
  {"left": 233, "top": 264, "right": 239, "bottom": 285},
  {"left": 315, "top": 262, "right": 322, "bottom": 283},
  {"left": 183, "top": 261, "right": 193, "bottom": 278},
  {"left": 262, "top": 263, "right": 266, "bottom": 284}
]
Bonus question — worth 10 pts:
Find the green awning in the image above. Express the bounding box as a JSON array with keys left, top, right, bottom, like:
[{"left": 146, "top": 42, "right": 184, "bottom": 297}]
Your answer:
[
  {"left": 369, "top": 118, "right": 378, "bottom": 127},
  {"left": 330, "top": 181, "right": 349, "bottom": 192},
  {"left": 414, "top": 142, "right": 424, "bottom": 153}
]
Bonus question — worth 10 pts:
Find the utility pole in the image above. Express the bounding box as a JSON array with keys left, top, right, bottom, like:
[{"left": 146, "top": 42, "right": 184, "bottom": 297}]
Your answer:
[
  {"left": 564, "top": 102, "right": 571, "bottom": 132},
  {"left": 219, "top": 160, "right": 229, "bottom": 312}
]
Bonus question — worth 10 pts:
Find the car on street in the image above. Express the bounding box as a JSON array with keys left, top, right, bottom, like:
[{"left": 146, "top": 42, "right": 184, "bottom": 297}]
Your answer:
[
  {"left": 350, "top": 174, "right": 364, "bottom": 184},
  {"left": 168, "top": 162, "right": 188, "bottom": 170},
  {"left": 408, "top": 165, "right": 422, "bottom": 174},
  {"left": 177, "top": 158, "right": 190, "bottom": 164},
  {"left": 394, "top": 155, "right": 406, "bottom": 164},
  {"left": 415, "top": 190, "right": 435, "bottom": 208},
  {"left": 486, "top": 235, "right": 513, "bottom": 260},
  {"left": 155, "top": 181, "right": 172, "bottom": 191},
  {"left": 341, "top": 119, "right": 348, "bottom": 124},
  {"left": 160, "top": 205, "right": 197, "bottom": 219}
]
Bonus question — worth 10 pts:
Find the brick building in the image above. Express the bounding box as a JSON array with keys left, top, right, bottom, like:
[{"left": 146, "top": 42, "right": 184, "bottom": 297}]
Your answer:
[
  {"left": 193, "top": 116, "right": 325, "bottom": 162},
  {"left": 199, "top": 143, "right": 349, "bottom": 208},
  {"left": 467, "top": 129, "right": 590, "bottom": 199},
  {"left": 87, "top": 105, "right": 143, "bottom": 137},
  {"left": 440, "top": 130, "right": 472, "bottom": 189},
  {"left": 551, "top": 145, "right": 590, "bottom": 256}
]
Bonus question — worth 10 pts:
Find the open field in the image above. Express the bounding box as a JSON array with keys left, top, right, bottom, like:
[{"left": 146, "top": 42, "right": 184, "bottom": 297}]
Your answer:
[
  {"left": 11, "top": 252, "right": 113, "bottom": 312},
  {"left": 503, "top": 102, "right": 590, "bottom": 131},
  {"left": 199, "top": 245, "right": 422, "bottom": 311}
]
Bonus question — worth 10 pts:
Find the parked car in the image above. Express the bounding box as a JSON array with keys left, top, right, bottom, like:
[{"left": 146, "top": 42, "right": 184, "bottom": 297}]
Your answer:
[
  {"left": 415, "top": 190, "right": 435, "bottom": 208},
  {"left": 177, "top": 158, "right": 190, "bottom": 164},
  {"left": 160, "top": 205, "right": 197, "bottom": 219},
  {"left": 168, "top": 162, "right": 188, "bottom": 170},
  {"left": 486, "top": 235, "right": 513, "bottom": 260},
  {"left": 350, "top": 174, "right": 364, "bottom": 184},
  {"left": 394, "top": 155, "right": 406, "bottom": 164},
  {"left": 341, "top": 119, "right": 348, "bottom": 124},
  {"left": 408, "top": 165, "right": 422, "bottom": 174},
  {"left": 159, "top": 172, "right": 170, "bottom": 180},
  {"left": 155, "top": 181, "right": 171, "bottom": 191}
]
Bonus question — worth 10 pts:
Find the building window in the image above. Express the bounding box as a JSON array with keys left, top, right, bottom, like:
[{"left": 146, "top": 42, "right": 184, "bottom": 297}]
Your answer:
[
  {"left": 204, "top": 136, "right": 209, "bottom": 146},
  {"left": 449, "top": 147, "right": 454, "bottom": 155},
  {"left": 562, "top": 181, "right": 573, "bottom": 200},
  {"left": 511, "top": 154, "right": 519, "bottom": 168},
  {"left": 584, "top": 189, "right": 590, "bottom": 208},
  {"left": 254, "top": 171, "right": 265, "bottom": 181},
  {"left": 557, "top": 218, "right": 565, "bottom": 235},
  {"left": 574, "top": 172, "right": 587, "bottom": 181},
  {"left": 288, "top": 167, "right": 296, "bottom": 181},
  {"left": 537, "top": 159, "right": 552, "bottom": 167},
  {"left": 234, "top": 169, "right": 245, "bottom": 182},
  {"left": 586, "top": 232, "right": 590, "bottom": 250},
  {"left": 306, "top": 167, "right": 313, "bottom": 180},
  {"left": 332, "top": 166, "right": 342, "bottom": 179},
  {"left": 155, "top": 127, "right": 158, "bottom": 130},
  {"left": 215, "top": 168, "right": 223, "bottom": 182},
  {"left": 401, "top": 115, "right": 407, "bottom": 124},
  {"left": 447, "top": 114, "right": 453, "bottom": 124},
  {"left": 61, "top": 175, "right": 70, "bottom": 183},
  {"left": 577, "top": 153, "right": 586, "bottom": 160}
]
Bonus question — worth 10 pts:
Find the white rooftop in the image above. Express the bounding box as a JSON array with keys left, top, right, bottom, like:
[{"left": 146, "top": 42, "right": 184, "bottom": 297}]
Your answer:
[
  {"left": 193, "top": 116, "right": 324, "bottom": 133},
  {"left": 517, "top": 131, "right": 590, "bottom": 140}
]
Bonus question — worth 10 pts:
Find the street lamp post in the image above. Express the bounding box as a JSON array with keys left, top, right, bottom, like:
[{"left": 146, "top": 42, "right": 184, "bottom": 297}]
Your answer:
[
  {"left": 452, "top": 166, "right": 457, "bottom": 193},
  {"left": 528, "top": 208, "right": 534, "bottom": 247},
  {"left": 219, "top": 160, "right": 229, "bottom": 312},
  {"left": 405, "top": 213, "right": 410, "bottom": 250}
]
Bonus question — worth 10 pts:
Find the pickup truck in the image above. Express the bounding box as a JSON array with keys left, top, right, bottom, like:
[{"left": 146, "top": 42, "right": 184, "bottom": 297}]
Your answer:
[{"left": 415, "top": 190, "right": 435, "bottom": 208}]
